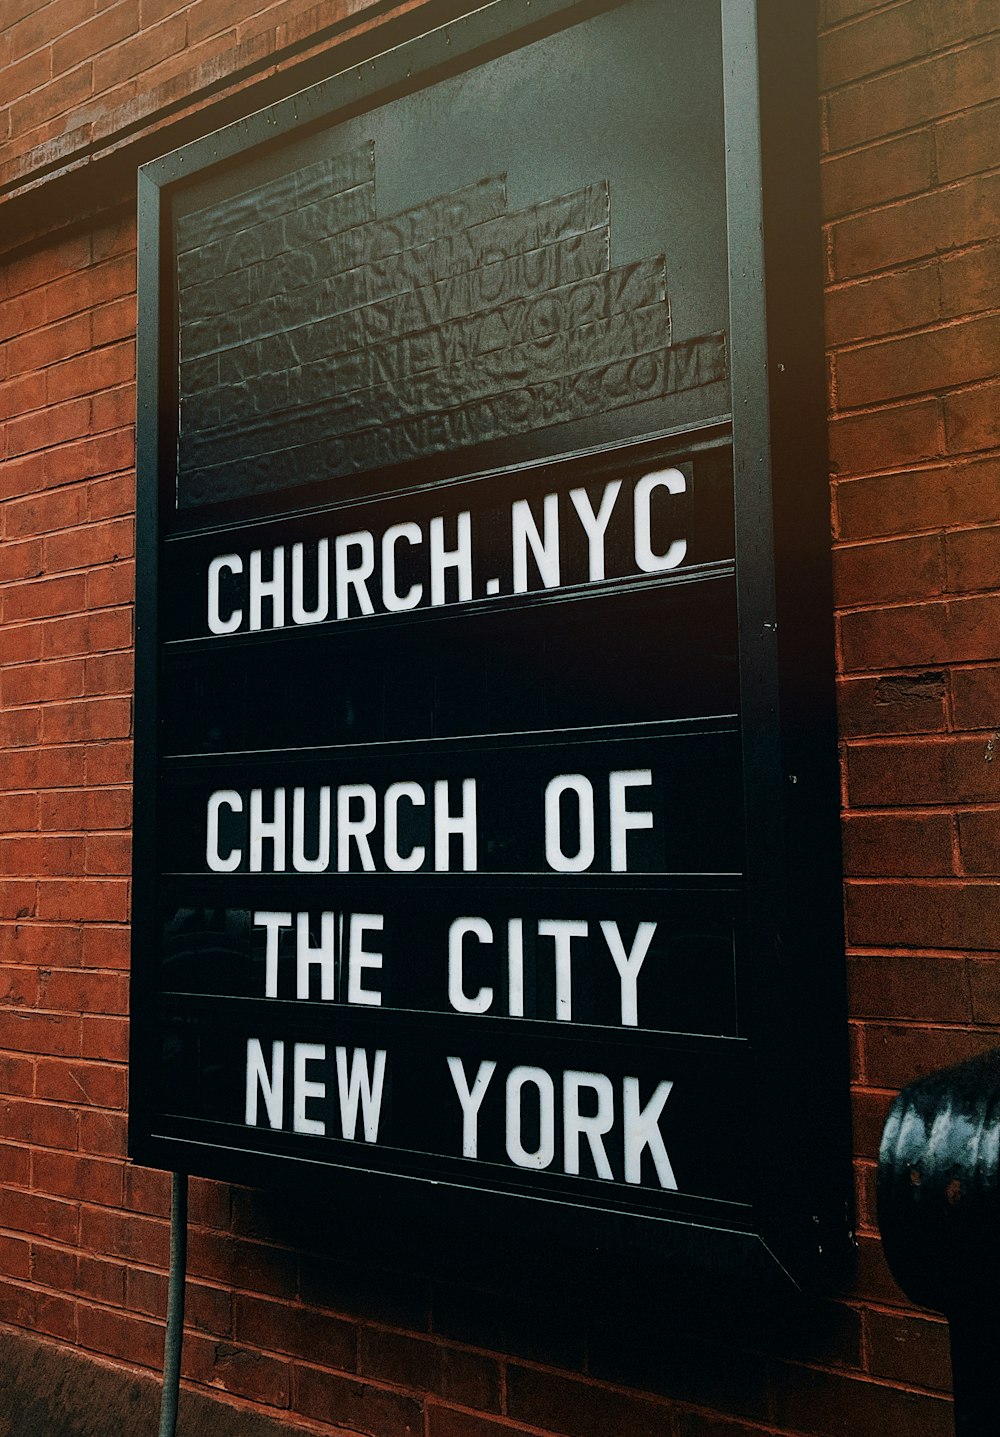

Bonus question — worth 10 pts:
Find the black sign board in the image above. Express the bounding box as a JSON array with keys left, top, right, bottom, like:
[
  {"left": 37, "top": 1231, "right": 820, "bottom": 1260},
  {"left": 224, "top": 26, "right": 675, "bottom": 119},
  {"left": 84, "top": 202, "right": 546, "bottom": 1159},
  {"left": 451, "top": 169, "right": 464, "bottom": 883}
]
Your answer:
[{"left": 132, "top": 0, "right": 850, "bottom": 1286}]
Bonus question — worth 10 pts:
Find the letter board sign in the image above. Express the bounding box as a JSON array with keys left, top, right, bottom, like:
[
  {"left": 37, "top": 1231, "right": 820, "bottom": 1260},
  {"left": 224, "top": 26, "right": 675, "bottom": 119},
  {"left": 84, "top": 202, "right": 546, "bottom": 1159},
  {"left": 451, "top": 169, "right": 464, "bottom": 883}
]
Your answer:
[{"left": 132, "top": 0, "right": 851, "bottom": 1285}]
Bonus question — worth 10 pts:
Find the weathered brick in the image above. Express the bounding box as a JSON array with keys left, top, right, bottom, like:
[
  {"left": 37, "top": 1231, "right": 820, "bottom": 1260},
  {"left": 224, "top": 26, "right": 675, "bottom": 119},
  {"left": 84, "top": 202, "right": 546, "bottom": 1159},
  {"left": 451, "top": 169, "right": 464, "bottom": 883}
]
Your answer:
[
  {"left": 6, "top": 312, "right": 91, "bottom": 376},
  {"left": 828, "top": 399, "right": 944, "bottom": 479},
  {"left": 0, "top": 922, "right": 82, "bottom": 967},
  {"left": 825, "top": 262, "right": 940, "bottom": 347},
  {"left": 0, "top": 1057, "right": 37, "bottom": 1101},
  {"left": 10, "top": 63, "right": 95, "bottom": 138},
  {"left": 184, "top": 1331, "right": 292, "bottom": 1407},
  {"left": 836, "top": 314, "right": 1000, "bottom": 407},
  {"left": 969, "top": 958, "right": 1000, "bottom": 1024},
  {"left": 93, "top": 12, "right": 186, "bottom": 89},
  {"left": 294, "top": 1366, "right": 423, "bottom": 1436},
  {"left": 842, "top": 812, "right": 955, "bottom": 876},
  {"left": 833, "top": 535, "right": 943, "bottom": 606},
  {"left": 506, "top": 1363, "right": 684, "bottom": 1437},
  {"left": 940, "top": 242, "right": 1000, "bottom": 318},
  {"left": 2, "top": 657, "right": 85, "bottom": 706},
  {"left": 79, "top": 1109, "right": 128, "bottom": 1158},
  {"left": 47, "top": 341, "right": 133, "bottom": 403},
  {"left": 38, "top": 787, "right": 131, "bottom": 832},
  {"left": 0, "top": 1233, "right": 32, "bottom": 1280},
  {"left": 234, "top": 1292, "right": 356, "bottom": 1370},
  {"left": 945, "top": 379, "right": 1000, "bottom": 454},
  {"left": 946, "top": 525, "right": 1000, "bottom": 593},
  {"left": 34, "top": 1054, "right": 126, "bottom": 1108},
  {"left": 774, "top": 1360, "right": 953, "bottom": 1436},
  {"left": 35, "top": 879, "right": 129, "bottom": 924},
  {"left": 187, "top": 1230, "right": 297, "bottom": 1299},
  {"left": 847, "top": 953, "right": 970, "bottom": 1022},
  {"left": 360, "top": 1328, "right": 501, "bottom": 1412},
  {"left": 84, "top": 832, "right": 131, "bottom": 876},
  {"left": 0, "top": 1010, "right": 81, "bottom": 1058},
  {"left": 848, "top": 736, "right": 1000, "bottom": 806},
  {"left": 79, "top": 1205, "right": 169, "bottom": 1266},
  {"left": 0, "top": 836, "right": 84, "bottom": 877},
  {"left": 3, "top": 573, "right": 86, "bottom": 624},
  {"left": 827, "top": 34, "right": 1000, "bottom": 151},
  {"left": 863, "top": 1020, "right": 997, "bottom": 1086},
  {"left": 935, "top": 96, "right": 1000, "bottom": 181},
  {"left": 842, "top": 595, "right": 1000, "bottom": 669},
  {"left": 866, "top": 1308, "right": 953, "bottom": 1393},
  {"left": 42, "top": 607, "right": 133, "bottom": 659},
  {"left": 957, "top": 809, "right": 1000, "bottom": 875},
  {"left": 0, "top": 537, "right": 42, "bottom": 580},
  {"left": 7, "top": 397, "right": 90, "bottom": 457},
  {"left": 80, "top": 1014, "right": 129, "bottom": 1062},
  {"left": 831, "top": 172, "right": 1000, "bottom": 281},
  {"left": 819, "top": 4, "right": 933, "bottom": 91},
  {"left": 51, "top": 1, "right": 140, "bottom": 78},
  {"left": 76, "top": 1252, "right": 126, "bottom": 1306},
  {"left": 5, "top": 486, "right": 88, "bottom": 538},
  {"left": 77, "top": 1304, "right": 164, "bottom": 1370},
  {"left": 847, "top": 880, "right": 1000, "bottom": 951},
  {"left": 43, "top": 517, "right": 134, "bottom": 575},
  {"left": 835, "top": 457, "right": 1000, "bottom": 539},
  {"left": 1, "top": 1188, "right": 79, "bottom": 1246},
  {"left": 81, "top": 924, "right": 130, "bottom": 970},
  {"left": 427, "top": 1413, "right": 533, "bottom": 1437},
  {"left": 32, "top": 1149, "right": 125, "bottom": 1206}
]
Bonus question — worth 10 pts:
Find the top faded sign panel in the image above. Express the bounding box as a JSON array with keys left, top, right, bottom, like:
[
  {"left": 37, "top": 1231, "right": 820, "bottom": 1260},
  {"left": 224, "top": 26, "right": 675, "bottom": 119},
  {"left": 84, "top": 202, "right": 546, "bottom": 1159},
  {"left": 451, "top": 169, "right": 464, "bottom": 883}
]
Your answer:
[{"left": 172, "top": 0, "right": 729, "bottom": 509}]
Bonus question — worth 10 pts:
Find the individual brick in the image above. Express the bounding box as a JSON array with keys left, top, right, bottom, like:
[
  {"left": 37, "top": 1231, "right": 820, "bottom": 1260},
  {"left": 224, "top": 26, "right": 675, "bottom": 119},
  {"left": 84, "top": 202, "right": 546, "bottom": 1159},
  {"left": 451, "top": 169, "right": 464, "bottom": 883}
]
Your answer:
[{"left": 847, "top": 953, "right": 970, "bottom": 1022}]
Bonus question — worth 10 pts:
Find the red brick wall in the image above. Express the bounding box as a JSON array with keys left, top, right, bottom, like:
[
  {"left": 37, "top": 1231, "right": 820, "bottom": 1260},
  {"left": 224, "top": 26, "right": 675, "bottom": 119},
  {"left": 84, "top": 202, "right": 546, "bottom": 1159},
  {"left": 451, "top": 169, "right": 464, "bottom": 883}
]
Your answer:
[
  {"left": 0, "top": 0, "right": 998, "bottom": 1433},
  {"left": 823, "top": 0, "right": 1000, "bottom": 1372},
  {"left": 0, "top": 0, "right": 432, "bottom": 195}
]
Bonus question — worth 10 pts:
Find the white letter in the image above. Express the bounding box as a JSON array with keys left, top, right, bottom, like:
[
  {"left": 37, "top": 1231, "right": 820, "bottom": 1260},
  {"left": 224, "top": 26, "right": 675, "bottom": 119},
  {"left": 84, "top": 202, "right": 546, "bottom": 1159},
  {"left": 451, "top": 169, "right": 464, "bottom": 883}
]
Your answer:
[
  {"left": 250, "top": 787, "right": 286, "bottom": 872},
  {"left": 292, "top": 786, "right": 330, "bottom": 873},
  {"left": 291, "top": 539, "right": 329, "bottom": 624},
  {"left": 623, "top": 1077, "right": 676, "bottom": 1189},
  {"left": 207, "top": 554, "right": 243, "bottom": 634},
  {"left": 508, "top": 918, "right": 524, "bottom": 1018},
  {"left": 600, "top": 920, "right": 656, "bottom": 1027},
  {"left": 537, "top": 919, "right": 587, "bottom": 1021},
  {"left": 634, "top": 469, "right": 687, "bottom": 573},
  {"left": 569, "top": 480, "right": 621, "bottom": 581},
  {"left": 335, "top": 530, "right": 376, "bottom": 618},
  {"left": 206, "top": 789, "right": 242, "bottom": 871},
  {"left": 447, "top": 1056, "right": 496, "bottom": 1158},
  {"left": 346, "top": 913, "right": 383, "bottom": 1006},
  {"left": 434, "top": 778, "right": 477, "bottom": 872},
  {"left": 610, "top": 770, "right": 653, "bottom": 872},
  {"left": 335, "top": 1047, "right": 386, "bottom": 1141},
  {"left": 293, "top": 1042, "right": 326, "bottom": 1135},
  {"left": 337, "top": 784, "right": 377, "bottom": 871},
  {"left": 253, "top": 910, "right": 291, "bottom": 997},
  {"left": 245, "top": 1038, "right": 283, "bottom": 1128},
  {"left": 430, "top": 512, "right": 473, "bottom": 605},
  {"left": 448, "top": 918, "right": 494, "bottom": 1014},
  {"left": 544, "top": 774, "right": 595, "bottom": 872},
  {"left": 564, "top": 1070, "right": 615, "bottom": 1179},
  {"left": 512, "top": 493, "right": 559, "bottom": 592},
  {"left": 249, "top": 546, "right": 285, "bottom": 630},
  {"left": 384, "top": 781, "right": 426, "bottom": 871},
  {"left": 297, "top": 911, "right": 335, "bottom": 1000},
  {"left": 382, "top": 522, "right": 423, "bottom": 611},
  {"left": 505, "top": 1066, "right": 555, "bottom": 1169}
]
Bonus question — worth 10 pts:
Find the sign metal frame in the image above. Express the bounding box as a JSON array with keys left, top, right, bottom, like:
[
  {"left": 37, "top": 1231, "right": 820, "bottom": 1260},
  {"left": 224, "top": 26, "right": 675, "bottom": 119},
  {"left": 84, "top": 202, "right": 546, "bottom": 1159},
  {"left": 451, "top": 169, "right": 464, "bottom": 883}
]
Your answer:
[{"left": 131, "top": 0, "right": 850, "bottom": 1288}]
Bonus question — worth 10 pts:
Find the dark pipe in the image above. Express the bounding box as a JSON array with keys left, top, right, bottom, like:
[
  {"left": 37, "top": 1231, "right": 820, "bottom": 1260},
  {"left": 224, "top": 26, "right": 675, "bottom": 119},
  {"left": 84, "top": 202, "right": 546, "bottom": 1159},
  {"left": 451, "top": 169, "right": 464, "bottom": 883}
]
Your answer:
[{"left": 158, "top": 1172, "right": 188, "bottom": 1437}]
